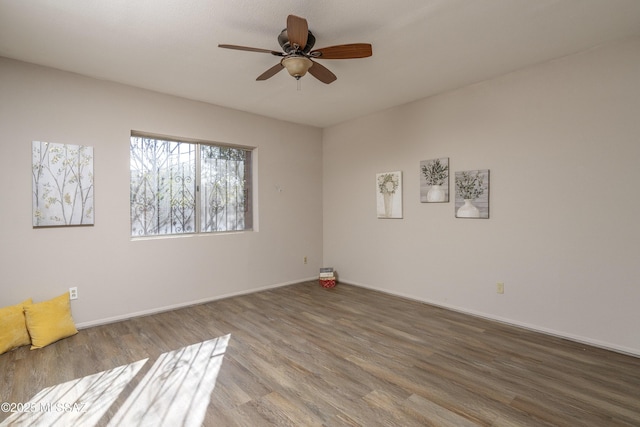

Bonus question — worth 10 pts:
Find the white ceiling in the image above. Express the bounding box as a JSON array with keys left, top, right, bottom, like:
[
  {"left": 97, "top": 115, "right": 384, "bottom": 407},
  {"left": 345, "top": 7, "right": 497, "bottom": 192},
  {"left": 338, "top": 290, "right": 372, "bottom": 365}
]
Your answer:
[{"left": 1, "top": 0, "right": 640, "bottom": 128}]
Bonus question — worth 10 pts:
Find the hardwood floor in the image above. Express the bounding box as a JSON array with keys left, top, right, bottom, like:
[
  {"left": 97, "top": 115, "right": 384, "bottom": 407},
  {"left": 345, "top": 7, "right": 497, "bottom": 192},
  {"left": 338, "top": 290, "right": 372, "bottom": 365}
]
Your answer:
[{"left": 2, "top": 281, "right": 639, "bottom": 426}]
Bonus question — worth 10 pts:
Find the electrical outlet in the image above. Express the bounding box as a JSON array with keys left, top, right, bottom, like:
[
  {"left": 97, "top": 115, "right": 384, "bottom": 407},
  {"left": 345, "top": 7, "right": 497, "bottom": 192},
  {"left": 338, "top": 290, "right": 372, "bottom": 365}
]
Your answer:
[
  {"left": 69, "top": 287, "right": 78, "bottom": 300},
  {"left": 496, "top": 282, "right": 504, "bottom": 294},
  {"left": 304, "top": 256, "right": 308, "bottom": 264}
]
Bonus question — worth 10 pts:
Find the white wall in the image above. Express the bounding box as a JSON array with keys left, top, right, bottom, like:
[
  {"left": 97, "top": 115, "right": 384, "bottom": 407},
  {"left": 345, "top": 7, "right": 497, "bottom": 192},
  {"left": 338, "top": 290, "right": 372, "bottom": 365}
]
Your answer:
[
  {"left": 0, "top": 58, "right": 323, "bottom": 326},
  {"left": 323, "top": 36, "right": 640, "bottom": 355}
]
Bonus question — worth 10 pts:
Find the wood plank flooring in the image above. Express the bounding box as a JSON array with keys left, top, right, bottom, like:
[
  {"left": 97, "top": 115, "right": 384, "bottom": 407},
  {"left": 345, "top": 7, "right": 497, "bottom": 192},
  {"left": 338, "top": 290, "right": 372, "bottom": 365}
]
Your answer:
[{"left": 1, "top": 281, "right": 640, "bottom": 426}]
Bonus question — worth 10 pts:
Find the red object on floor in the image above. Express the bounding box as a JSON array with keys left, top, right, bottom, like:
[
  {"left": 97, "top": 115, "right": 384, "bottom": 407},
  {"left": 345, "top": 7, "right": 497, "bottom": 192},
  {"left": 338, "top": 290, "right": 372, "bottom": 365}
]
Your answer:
[{"left": 319, "top": 278, "right": 336, "bottom": 288}]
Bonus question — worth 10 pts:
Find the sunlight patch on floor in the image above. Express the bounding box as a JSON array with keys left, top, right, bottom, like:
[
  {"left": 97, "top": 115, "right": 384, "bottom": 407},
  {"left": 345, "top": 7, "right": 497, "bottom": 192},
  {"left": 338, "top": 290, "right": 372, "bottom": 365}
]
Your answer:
[
  {"left": 1, "top": 358, "right": 148, "bottom": 426},
  {"left": 107, "top": 334, "right": 230, "bottom": 426},
  {"left": 1, "top": 335, "right": 230, "bottom": 427}
]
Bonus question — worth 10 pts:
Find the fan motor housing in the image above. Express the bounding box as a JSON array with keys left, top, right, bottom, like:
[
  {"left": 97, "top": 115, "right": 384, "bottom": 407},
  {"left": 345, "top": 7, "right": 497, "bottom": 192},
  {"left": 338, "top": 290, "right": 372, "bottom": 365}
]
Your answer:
[{"left": 278, "top": 29, "right": 316, "bottom": 54}]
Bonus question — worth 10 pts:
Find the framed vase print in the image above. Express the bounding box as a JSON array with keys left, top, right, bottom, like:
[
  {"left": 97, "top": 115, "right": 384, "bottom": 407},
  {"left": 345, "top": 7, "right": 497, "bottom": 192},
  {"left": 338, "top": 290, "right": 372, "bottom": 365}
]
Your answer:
[
  {"left": 420, "top": 157, "right": 449, "bottom": 203},
  {"left": 455, "top": 169, "right": 489, "bottom": 219},
  {"left": 32, "top": 141, "right": 95, "bottom": 227},
  {"left": 376, "top": 171, "right": 402, "bottom": 219}
]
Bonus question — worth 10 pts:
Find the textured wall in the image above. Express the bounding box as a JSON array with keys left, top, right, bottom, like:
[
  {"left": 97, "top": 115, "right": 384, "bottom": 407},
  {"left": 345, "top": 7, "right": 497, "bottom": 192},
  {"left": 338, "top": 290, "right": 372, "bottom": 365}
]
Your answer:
[
  {"left": 0, "top": 57, "right": 323, "bottom": 326},
  {"left": 323, "top": 37, "right": 640, "bottom": 355}
]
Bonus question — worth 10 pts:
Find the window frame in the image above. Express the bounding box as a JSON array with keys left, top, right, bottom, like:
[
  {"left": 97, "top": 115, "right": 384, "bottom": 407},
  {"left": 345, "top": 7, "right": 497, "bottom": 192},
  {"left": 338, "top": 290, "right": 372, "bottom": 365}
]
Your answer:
[{"left": 130, "top": 131, "right": 254, "bottom": 238}]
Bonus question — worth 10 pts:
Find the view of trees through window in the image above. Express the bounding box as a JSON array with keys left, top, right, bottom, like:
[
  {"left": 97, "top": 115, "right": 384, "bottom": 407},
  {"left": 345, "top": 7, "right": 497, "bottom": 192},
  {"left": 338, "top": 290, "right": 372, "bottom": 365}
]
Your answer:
[{"left": 130, "top": 134, "right": 252, "bottom": 237}]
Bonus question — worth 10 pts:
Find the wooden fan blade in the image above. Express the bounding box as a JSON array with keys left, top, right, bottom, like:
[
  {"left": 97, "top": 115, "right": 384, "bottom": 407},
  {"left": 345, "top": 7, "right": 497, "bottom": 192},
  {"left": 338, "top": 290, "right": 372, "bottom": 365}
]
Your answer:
[
  {"left": 219, "top": 44, "right": 283, "bottom": 56},
  {"left": 287, "top": 15, "right": 308, "bottom": 50},
  {"left": 256, "top": 63, "right": 284, "bottom": 81},
  {"left": 308, "top": 60, "right": 337, "bottom": 84},
  {"left": 311, "top": 43, "right": 372, "bottom": 59}
]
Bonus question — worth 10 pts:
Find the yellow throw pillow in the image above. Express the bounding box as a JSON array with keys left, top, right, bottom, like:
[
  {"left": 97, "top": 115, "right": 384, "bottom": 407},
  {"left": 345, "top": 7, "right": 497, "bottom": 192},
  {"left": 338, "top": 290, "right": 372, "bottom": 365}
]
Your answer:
[
  {"left": 24, "top": 292, "right": 78, "bottom": 350},
  {"left": 0, "top": 299, "right": 33, "bottom": 354}
]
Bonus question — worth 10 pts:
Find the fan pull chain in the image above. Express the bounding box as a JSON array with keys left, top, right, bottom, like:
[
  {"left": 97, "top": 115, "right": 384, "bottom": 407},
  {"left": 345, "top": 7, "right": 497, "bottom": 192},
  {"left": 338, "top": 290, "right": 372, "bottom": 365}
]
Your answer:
[{"left": 297, "top": 79, "right": 302, "bottom": 91}]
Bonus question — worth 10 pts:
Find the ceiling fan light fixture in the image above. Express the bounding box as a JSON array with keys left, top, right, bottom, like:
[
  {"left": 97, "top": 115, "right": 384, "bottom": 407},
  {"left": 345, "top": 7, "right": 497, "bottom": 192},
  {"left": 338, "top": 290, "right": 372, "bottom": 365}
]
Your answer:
[
  {"left": 219, "top": 14, "right": 370, "bottom": 84},
  {"left": 282, "top": 56, "right": 313, "bottom": 79}
]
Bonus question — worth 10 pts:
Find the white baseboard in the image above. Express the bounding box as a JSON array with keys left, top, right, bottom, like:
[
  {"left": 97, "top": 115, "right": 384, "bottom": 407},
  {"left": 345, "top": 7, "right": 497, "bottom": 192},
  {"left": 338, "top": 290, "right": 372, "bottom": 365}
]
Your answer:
[
  {"left": 339, "top": 279, "right": 640, "bottom": 358},
  {"left": 76, "top": 277, "right": 639, "bottom": 358},
  {"left": 75, "top": 277, "right": 318, "bottom": 329}
]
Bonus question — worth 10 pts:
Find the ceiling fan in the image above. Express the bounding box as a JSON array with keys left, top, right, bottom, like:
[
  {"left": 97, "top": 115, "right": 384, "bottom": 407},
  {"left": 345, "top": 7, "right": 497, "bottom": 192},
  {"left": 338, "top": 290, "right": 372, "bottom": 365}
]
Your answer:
[{"left": 219, "top": 15, "right": 372, "bottom": 84}]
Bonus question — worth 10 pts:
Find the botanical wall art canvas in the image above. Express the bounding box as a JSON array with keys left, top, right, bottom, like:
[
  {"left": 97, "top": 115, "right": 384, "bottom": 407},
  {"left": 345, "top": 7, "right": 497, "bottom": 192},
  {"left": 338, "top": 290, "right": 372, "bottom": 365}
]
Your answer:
[
  {"left": 376, "top": 171, "right": 402, "bottom": 219},
  {"left": 420, "top": 157, "right": 449, "bottom": 203},
  {"left": 32, "top": 141, "right": 94, "bottom": 227},
  {"left": 455, "top": 169, "right": 489, "bottom": 219}
]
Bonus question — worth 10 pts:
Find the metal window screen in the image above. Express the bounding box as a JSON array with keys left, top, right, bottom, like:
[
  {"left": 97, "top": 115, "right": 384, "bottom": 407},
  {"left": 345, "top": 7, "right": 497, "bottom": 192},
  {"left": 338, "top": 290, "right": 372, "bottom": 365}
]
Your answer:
[
  {"left": 200, "top": 145, "right": 250, "bottom": 232},
  {"left": 130, "top": 135, "right": 251, "bottom": 237}
]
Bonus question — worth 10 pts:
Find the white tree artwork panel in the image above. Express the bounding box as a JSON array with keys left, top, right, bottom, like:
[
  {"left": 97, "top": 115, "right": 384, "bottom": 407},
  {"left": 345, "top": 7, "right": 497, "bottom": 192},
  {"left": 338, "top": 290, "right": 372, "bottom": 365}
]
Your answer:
[{"left": 32, "top": 141, "right": 94, "bottom": 227}]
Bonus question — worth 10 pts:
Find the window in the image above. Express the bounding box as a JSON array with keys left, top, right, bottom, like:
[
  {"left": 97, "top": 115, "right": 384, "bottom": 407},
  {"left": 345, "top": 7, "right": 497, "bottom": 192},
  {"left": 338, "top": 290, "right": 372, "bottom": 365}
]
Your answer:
[{"left": 130, "top": 133, "right": 253, "bottom": 237}]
